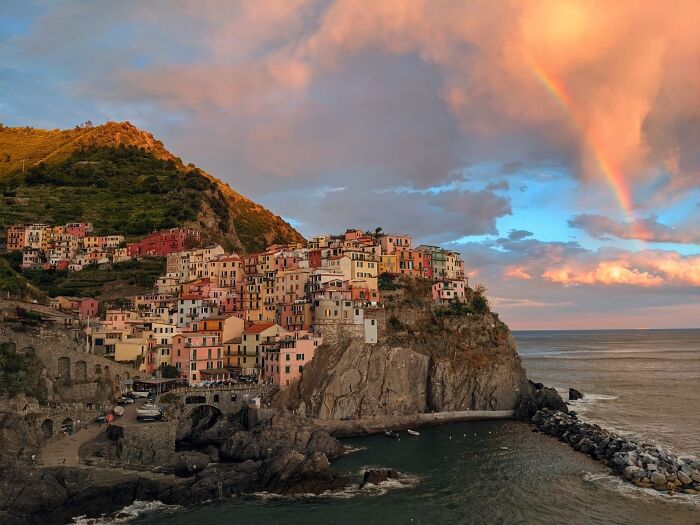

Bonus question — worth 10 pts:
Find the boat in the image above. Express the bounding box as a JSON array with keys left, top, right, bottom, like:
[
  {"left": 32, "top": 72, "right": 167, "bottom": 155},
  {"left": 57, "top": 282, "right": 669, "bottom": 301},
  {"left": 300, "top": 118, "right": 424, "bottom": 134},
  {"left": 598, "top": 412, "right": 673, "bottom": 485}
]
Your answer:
[
  {"left": 384, "top": 430, "right": 399, "bottom": 439},
  {"left": 407, "top": 429, "right": 420, "bottom": 436},
  {"left": 136, "top": 403, "right": 163, "bottom": 420},
  {"left": 112, "top": 406, "right": 124, "bottom": 417}
]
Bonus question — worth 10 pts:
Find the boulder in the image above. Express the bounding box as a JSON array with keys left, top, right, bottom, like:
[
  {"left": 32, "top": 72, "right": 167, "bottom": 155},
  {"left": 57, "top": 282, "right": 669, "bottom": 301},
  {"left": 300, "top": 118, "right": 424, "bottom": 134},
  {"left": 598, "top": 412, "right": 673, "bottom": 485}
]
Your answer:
[
  {"left": 359, "top": 469, "right": 402, "bottom": 488},
  {"left": 650, "top": 471, "right": 668, "bottom": 490},
  {"left": 568, "top": 388, "right": 583, "bottom": 401},
  {"left": 170, "top": 451, "right": 210, "bottom": 476}
]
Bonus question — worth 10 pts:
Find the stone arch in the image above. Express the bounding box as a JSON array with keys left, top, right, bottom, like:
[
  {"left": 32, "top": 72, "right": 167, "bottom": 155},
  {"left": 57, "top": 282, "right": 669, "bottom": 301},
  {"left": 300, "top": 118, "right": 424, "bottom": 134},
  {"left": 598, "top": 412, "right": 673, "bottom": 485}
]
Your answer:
[
  {"left": 75, "top": 360, "right": 87, "bottom": 383},
  {"left": 185, "top": 395, "right": 207, "bottom": 405},
  {"left": 188, "top": 404, "right": 222, "bottom": 429},
  {"left": 0, "top": 341, "right": 17, "bottom": 353},
  {"left": 213, "top": 394, "right": 220, "bottom": 403},
  {"left": 95, "top": 364, "right": 102, "bottom": 375},
  {"left": 103, "top": 365, "right": 111, "bottom": 378},
  {"left": 41, "top": 419, "right": 53, "bottom": 439},
  {"left": 57, "top": 357, "right": 71, "bottom": 384}
]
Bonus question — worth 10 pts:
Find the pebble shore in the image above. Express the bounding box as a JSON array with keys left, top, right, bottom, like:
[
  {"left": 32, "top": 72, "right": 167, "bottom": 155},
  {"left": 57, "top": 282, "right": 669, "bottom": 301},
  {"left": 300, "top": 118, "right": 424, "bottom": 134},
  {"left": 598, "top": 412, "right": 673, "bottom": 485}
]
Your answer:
[{"left": 532, "top": 408, "right": 700, "bottom": 494}]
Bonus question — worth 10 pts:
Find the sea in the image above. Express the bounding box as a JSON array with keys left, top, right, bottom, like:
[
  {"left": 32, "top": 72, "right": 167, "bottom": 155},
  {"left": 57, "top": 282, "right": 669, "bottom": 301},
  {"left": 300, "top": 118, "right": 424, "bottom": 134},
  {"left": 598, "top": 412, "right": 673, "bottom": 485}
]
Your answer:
[{"left": 126, "top": 329, "right": 700, "bottom": 525}]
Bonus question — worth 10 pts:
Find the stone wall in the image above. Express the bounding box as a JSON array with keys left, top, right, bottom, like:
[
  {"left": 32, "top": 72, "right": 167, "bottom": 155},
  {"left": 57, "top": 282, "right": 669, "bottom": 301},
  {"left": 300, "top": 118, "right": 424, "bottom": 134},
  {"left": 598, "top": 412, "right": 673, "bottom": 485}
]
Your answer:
[
  {"left": 107, "top": 421, "right": 177, "bottom": 466},
  {"left": 0, "top": 323, "right": 141, "bottom": 403}
]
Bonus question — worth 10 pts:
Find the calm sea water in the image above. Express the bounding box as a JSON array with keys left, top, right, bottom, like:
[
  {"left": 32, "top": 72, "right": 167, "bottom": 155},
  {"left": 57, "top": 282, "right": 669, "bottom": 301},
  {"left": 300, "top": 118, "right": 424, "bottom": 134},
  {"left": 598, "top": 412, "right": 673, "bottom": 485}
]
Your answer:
[{"left": 133, "top": 330, "right": 700, "bottom": 525}]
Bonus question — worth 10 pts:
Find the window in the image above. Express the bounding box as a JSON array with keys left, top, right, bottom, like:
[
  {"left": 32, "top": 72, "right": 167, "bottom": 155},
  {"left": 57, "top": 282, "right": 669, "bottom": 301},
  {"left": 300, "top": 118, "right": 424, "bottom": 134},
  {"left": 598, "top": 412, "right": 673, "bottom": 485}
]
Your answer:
[
  {"left": 299, "top": 366, "right": 303, "bottom": 373},
  {"left": 190, "top": 362, "right": 196, "bottom": 370},
  {"left": 285, "top": 366, "right": 290, "bottom": 373}
]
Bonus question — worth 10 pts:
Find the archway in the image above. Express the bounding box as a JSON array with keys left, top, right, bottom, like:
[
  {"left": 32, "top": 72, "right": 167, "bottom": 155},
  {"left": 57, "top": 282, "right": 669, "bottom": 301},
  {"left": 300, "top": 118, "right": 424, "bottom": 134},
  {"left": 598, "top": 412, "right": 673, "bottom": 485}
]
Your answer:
[
  {"left": 115, "top": 373, "right": 121, "bottom": 387},
  {"left": 213, "top": 394, "right": 220, "bottom": 403},
  {"left": 57, "top": 357, "right": 71, "bottom": 384},
  {"left": 41, "top": 419, "right": 53, "bottom": 439},
  {"left": 94, "top": 364, "right": 102, "bottom": 375},
  {"left": 188, "top": 404, "right": 222, "bottom": 431},
  {"left": 61, "top": 417, "right": 74, "bottom": 434},
  {"left": 75, "top": 360, "right": 87, "bottom": 383}
]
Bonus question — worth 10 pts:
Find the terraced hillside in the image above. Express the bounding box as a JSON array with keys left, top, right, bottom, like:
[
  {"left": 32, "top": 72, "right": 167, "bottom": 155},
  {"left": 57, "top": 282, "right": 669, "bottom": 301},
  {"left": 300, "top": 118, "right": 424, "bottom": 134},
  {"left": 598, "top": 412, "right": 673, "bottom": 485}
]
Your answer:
[{"left": 0, "top": 121, "right": 304, "bottom": 252}]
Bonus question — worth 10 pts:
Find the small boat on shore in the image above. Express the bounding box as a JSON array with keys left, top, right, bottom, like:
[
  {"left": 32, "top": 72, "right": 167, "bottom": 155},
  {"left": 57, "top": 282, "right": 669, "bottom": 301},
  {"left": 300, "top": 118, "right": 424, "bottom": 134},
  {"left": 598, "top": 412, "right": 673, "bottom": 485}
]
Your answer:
[
  {"left": 136, "top": 403, "right": 162, "bottom": 420},
  {"left": 407, "top": 429, "right": 420, "bottom": 436},
  {"left": 384, "top": 430, "right": 399, "bottom": 439}
]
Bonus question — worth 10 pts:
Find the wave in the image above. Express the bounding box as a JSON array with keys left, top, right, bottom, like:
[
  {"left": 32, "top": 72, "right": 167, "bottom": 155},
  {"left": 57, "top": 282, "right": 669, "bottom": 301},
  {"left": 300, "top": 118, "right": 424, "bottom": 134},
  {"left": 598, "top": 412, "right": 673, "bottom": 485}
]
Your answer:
[
  {"left": 582, "top": 472, "right": 700, "bottom": 506},
  {"left": 71, "top": 500, "right": 181, "bottom": 524}
]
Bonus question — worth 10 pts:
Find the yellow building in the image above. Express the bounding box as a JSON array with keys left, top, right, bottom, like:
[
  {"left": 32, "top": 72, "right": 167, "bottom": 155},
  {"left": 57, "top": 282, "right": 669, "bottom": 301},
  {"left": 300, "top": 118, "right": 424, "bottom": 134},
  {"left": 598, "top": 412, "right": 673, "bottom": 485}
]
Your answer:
[
  {"left": 378, "top": 254, "right": 398, "bottom": 274},
  {"left": 225, "top": 322, "right": 282, "bottom": 375},
  {"left": 114, "top": 338, "right": 148, "bottom": 364}
]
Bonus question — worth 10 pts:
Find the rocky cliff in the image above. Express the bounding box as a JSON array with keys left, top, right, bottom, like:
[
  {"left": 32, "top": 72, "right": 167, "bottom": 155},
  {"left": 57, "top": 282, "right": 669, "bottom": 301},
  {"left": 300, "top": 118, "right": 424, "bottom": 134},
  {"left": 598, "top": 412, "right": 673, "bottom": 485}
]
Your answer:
[{"left": 277, "top": 277, "right": 528, "bottom": 419}]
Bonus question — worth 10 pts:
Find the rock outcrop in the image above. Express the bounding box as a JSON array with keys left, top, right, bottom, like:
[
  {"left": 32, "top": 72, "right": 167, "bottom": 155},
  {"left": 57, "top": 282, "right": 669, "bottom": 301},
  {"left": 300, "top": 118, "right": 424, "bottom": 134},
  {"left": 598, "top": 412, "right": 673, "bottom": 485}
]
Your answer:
[
  {"left": 514, "top": 380, "right": 569, "bottom": 420},
  {"left": 359, "top": 469, "right": 403, "bottom": 488},
  {"left": 0, "top": 410, "right": 349, "bottom": 524},
  {"left": 276, "top": 278, "right": 528, "bottom": 419},
  {"left": 568, "top": 388, "right": 584, "bottom": 401}
]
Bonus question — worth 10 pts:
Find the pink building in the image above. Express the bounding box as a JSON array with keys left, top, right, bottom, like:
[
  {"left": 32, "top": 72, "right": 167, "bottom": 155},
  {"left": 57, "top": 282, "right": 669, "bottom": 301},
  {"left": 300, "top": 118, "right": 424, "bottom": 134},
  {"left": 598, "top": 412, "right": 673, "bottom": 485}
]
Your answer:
[
  {"left": 263, "top": 331, "right": 322, "bottom": 387},
  {"left": 275, "top": 252, "right": 302, "bottom": 272},
  {"left": 380, "top": 234, "right": 412, "bottom": 254},
  {"left": 172, "top": 332, "right": 225, "bottom": 384},
  {"left": 278, "top": 303, "right": 314, "bottom": 332},
  {"left": 79, "top": 298, "right": 99, "bottom": 318},
  {"left": 65, "top": 222, "right": 93, "bottom": 238},
  {"left": 344, "top": 229, "right": 364, "bottom": 241},
  {"left": 128, "top": 228, "right": 200, "bottom": 257},
  {"left": 432, "top": 280, "right": 467, "bottom": 304}
]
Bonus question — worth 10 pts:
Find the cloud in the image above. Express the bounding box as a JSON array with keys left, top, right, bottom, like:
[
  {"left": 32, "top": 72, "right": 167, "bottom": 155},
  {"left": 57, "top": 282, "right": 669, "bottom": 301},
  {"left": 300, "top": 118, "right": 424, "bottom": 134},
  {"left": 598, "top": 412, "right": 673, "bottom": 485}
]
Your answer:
[
  {"left": 7, "top": 0, "right": 699, "bottom": 203},
  {"left": 266, "top": 185, "right": 511, "bottom": 243},
  {"left": 569, "top": 213, "right": 700, "bottom": 245}
]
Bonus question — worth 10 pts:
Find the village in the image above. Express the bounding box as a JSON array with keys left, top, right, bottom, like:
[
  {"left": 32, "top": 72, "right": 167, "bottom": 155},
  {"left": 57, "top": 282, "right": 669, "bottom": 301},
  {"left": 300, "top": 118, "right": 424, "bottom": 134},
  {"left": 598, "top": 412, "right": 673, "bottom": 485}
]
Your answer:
[{"left": 4, "top": 223, "right": 467, "bottom": 388}]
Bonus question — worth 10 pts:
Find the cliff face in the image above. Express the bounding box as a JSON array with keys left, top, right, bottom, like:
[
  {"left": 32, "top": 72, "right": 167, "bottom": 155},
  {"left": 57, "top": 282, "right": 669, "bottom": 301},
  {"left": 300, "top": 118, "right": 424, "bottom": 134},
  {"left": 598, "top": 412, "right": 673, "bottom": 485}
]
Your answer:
[{"left": 277, "top": 279, "right": 528, "bottom": 419}]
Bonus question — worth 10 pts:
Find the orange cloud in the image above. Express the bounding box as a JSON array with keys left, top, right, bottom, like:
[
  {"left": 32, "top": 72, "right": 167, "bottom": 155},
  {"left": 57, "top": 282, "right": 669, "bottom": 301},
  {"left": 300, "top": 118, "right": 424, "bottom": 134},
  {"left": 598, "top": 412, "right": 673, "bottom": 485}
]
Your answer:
[{"left": 541, "top": 252, "right": 700, "bottom": 287}]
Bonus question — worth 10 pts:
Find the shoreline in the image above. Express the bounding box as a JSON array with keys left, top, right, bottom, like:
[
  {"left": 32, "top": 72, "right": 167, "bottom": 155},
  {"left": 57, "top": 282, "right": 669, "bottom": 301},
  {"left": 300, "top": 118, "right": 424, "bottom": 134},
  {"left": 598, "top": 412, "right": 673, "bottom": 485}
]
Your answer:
[{"left": 315, "top": 410, "right": 515, "bottom": 438}]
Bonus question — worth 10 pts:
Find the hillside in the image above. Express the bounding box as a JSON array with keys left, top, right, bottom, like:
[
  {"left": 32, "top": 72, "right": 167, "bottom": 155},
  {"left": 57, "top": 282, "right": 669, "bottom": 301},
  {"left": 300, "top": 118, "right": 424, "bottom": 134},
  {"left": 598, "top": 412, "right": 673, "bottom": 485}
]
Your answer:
[{"left": 0, "top": 121, "right": 304, "bottom": 252}]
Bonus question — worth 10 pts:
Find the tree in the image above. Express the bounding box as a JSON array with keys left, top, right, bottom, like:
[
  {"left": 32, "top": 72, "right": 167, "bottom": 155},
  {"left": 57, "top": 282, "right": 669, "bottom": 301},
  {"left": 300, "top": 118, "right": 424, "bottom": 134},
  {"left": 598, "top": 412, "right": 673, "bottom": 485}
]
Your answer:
[{"left": 159, "top": 364, "right": 181, "bottom": 378}]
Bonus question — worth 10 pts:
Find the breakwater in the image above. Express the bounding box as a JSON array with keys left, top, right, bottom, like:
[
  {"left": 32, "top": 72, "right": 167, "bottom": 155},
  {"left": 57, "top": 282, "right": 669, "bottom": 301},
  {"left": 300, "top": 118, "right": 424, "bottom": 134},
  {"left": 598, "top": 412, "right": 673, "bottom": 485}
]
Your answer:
[
  {"left": 532, "top": 408, "right": 700, "bottom": 494},
  {"left": 316, "top": 410, "right": 515, "bottom": 438}
]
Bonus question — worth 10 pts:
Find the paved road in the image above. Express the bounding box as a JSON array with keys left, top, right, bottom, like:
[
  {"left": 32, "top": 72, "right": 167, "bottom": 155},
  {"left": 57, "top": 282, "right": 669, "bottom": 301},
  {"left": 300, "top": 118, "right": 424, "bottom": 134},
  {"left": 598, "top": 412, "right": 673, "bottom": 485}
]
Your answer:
[{"left": 39, "top": 400, "right": 144, "bottom": 466}]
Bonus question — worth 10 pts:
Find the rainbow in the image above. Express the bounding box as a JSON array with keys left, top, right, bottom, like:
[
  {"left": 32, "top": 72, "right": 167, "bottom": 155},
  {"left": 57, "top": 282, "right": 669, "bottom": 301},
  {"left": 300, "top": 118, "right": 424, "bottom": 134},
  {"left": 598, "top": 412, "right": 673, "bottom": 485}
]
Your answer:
[{"left": 527, "top": 59, "right": 646, "bottom": 240}]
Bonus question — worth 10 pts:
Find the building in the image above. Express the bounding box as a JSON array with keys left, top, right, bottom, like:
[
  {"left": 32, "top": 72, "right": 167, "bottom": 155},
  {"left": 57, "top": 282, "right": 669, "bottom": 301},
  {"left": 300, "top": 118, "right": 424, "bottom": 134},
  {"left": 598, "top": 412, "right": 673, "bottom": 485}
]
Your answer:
[
  {"left": 225, "top": 322, "right": 282, "bottom": 376},
  {"left": 128, "top": 228, "right": 201, "bottom": 257},
  {"left": 263, "top": 331, "right": 322, "bottom": 387},
  {"left": 171, "top": 332, "right": 224, "bottom": 384},
  {"left": 380, "top": 234, "right": 412, "bottom": 254},
  {"left": 432, "top": 279, "right": 467, "bottom": 304}
]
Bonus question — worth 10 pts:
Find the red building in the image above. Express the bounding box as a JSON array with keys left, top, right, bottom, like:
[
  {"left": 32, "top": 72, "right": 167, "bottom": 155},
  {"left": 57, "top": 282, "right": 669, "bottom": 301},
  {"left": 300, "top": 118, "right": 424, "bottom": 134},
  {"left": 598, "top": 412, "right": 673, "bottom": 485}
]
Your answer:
[
  {"left": 308, "top": 249, "right": 322, "bottom": 268},
  {"left": 128, "top": 228, "right": 200, "bottom": 257}
]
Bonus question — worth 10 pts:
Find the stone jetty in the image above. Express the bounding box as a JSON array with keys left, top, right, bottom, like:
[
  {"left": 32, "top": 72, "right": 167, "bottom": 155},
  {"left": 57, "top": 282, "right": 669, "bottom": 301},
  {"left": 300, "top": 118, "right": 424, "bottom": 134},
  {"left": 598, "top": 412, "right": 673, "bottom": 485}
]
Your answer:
[{"left": 532, "top": 408, "right": 700, "bottom": 494}]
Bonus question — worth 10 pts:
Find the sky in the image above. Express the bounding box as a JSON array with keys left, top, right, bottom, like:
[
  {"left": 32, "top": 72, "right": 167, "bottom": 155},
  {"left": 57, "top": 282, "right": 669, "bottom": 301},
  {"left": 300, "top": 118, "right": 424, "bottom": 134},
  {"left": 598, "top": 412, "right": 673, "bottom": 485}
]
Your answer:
[{"left": 1, "top": 0, "right": 699, "bottom": 329}]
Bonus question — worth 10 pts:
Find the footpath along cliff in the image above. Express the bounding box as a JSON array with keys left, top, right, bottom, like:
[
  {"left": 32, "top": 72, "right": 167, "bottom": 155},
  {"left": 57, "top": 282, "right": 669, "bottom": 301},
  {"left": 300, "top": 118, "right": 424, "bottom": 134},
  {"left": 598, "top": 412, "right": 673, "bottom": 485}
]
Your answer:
[{"left": 276, "top": 277, "right": 529, "bottom": 421}]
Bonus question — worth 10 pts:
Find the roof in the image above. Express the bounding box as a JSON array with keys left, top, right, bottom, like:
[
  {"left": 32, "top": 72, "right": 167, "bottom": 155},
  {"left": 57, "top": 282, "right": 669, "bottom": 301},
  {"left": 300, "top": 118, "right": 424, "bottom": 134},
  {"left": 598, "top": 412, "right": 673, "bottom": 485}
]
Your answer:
[
  {"left": 200, "top": 368, "right": 231, "bottom": 376},
  {"left": 244, "top": 322, "right": 276, "bottom": 334}
]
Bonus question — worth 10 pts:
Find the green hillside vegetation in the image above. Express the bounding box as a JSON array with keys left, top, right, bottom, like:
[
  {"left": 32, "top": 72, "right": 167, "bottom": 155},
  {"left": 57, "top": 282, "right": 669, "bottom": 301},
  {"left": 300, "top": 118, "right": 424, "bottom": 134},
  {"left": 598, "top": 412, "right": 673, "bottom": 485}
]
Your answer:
[
  {"left": 1, "top": 251, "right": 164, "bottom": 299},
  {"left": 0, "top": 122, "right": 304, "bottom": 253},
  {"left": 1, "top": 145, "right": 222, "bottom": 237}
]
